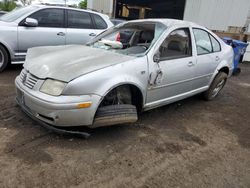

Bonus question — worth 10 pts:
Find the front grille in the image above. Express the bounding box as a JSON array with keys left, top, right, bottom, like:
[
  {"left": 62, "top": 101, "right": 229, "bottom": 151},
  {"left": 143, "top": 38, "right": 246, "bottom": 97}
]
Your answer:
[{"left": 20, "top": 69, "right": 38, "bottom": 89}]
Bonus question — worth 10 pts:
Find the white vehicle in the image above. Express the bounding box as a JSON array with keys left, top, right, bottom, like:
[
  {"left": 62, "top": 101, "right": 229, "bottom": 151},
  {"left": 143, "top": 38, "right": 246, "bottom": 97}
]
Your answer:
[{"left": 0, "top": 5, "right": 113, "bottom": 71}]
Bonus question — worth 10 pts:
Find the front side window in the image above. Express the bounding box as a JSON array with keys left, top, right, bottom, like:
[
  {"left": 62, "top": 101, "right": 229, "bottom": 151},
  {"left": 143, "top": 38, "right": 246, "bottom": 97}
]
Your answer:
[
  {"left": 193, "top": 29, "right": 213, "bottom": 55},
  {"left": 88, "top": 22, "right": 167, "bottom": 56},
  {"left": 92, "top": 14, "right": 107, "bottom": 29},
  {"left": 67, "top": 10, "right": 93, "bottom": 29},
  {"left": 28, "top": 8, "right": 64, "bottom": 28},
  {"left": 159, "top": 28, "right": 192, "bottom": 60}
]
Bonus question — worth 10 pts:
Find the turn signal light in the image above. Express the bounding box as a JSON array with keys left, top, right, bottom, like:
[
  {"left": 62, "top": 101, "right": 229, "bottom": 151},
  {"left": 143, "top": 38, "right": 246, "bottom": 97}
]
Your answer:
[{"left": 77, "top": 102, "right": 92, "bottom": 109}]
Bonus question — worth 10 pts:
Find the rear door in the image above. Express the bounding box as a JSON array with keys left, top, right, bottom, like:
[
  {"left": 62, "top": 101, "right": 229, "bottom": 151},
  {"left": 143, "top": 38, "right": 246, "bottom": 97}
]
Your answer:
[
  {"left": 18, "top": 8, "right": 66, "bottom": 53},
  {"left": 191, "top": 28, "right": 222, "bottom": 89},
  {"left": 66, "top": 10, "right": 106, "bottom": 45}
]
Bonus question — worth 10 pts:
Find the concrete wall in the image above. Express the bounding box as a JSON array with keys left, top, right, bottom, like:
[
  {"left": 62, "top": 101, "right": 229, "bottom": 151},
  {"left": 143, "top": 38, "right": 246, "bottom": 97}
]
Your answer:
[
  {"left": 184, "top": 0, "right": 250, "bottom": 31},
  {"left": 88, "top": 0, "right": 250, "bottom": 31},
  {"left": 246, "top": 9, "right": 250, "bottom": 33},
  {"left": 87, "top": 0, "right": 113, "bottom": 17}
]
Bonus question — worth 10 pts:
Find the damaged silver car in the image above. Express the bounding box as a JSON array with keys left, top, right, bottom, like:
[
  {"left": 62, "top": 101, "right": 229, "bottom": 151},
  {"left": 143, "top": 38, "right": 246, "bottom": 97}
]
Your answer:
[{"left": 15, "top": 19, "right": 234, "bottom": 130}]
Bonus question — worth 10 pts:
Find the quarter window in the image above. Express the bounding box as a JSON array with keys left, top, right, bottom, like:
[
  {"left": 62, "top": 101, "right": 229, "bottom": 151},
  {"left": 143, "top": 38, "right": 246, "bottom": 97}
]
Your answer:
[
  {"left": 210, "top": 35, "right": 221, "bottom": 52},
  {"left": 29, "top": 9, "right": 64, "bottom": 28},
  {"left": 193, "top": 29, "right": 213, "bottom": 55},
  {"left": 67, "top": 10, "right": 93, "bottom": 29},
  {"left": 92, "top": 14, "right": 107, "bottom": 29},
  {"left": 159, "top": 28, "right": 192, "bottom": 60}
]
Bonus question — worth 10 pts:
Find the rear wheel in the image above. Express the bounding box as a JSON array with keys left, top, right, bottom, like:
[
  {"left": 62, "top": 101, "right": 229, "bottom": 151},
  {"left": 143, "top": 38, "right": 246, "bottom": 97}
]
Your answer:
[
  {"left": 203, "top": 72, "right": 227, "bottom": 101},
  {"left": 0, "top": 45, "right": 9, "bottom": 72}
]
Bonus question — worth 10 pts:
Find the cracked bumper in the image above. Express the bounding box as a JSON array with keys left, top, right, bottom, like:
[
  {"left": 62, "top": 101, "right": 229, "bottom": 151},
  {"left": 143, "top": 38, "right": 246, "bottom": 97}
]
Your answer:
[{"left": 15, "top": 77, "right": 101, "bottom": 127}]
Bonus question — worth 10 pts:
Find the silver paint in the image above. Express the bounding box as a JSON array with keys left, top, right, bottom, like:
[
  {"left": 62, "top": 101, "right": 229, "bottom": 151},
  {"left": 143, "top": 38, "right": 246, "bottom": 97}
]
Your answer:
[{"left": 15, "top": 19, "right": 234, "bottom": 127}]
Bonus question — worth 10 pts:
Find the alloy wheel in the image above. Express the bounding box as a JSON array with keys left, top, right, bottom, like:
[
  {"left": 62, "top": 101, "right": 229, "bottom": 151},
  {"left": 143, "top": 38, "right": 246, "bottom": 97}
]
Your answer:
[{"left": 211, "top": 79, "right": 226, "bottom": 98}]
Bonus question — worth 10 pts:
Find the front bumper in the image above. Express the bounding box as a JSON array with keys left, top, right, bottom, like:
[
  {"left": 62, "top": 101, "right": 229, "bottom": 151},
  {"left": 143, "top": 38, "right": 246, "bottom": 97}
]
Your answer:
[
  {"left": 15, "top": 77, "right": 102, "bottom": 127},
  {"left": 16, "top": 98, "right": 91, "bottom": 138}
]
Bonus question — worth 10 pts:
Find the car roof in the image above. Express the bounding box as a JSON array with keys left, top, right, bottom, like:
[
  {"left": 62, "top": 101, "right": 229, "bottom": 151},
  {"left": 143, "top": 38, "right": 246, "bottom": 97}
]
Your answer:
[
  {"left": 30, "top": 5, "right": 109, "bottom": 18},
  {"left": 127, "top": 18, "right": 204, "bottom": 29}
]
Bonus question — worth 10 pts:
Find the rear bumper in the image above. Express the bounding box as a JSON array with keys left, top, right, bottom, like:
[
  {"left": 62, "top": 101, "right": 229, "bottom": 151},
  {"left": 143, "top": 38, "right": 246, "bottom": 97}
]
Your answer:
[{"left": 15, "top": 77, "right": 102, "bottom": 127}]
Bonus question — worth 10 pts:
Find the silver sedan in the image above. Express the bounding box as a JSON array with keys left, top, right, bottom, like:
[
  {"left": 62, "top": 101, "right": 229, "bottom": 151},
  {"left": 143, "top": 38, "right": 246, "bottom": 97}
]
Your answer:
[{"left": 15, "top": 19, "right": 234, "bottom": 130}]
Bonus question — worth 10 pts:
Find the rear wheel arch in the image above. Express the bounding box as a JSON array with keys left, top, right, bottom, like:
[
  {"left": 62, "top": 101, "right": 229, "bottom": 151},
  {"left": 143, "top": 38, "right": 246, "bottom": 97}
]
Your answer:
[{"left": 218, "top": 66, "right": 229, "bottom": 75}]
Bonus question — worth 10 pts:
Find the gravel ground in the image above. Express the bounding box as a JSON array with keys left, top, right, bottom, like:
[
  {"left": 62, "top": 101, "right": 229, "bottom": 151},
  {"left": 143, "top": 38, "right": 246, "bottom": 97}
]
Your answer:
[{"left": 0, "top": 64, "right": 250, "bottom": 188}]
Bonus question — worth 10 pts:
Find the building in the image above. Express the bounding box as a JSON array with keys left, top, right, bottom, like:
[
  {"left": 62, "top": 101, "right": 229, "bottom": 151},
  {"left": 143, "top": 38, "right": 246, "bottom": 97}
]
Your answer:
[{"left": 88, "top": 0, "right": 250, "bottom": 40}]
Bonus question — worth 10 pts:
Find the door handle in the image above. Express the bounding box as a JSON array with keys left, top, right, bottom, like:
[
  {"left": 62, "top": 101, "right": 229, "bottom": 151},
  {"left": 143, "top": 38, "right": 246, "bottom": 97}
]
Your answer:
[
  {"left": 89, "top": 33, "right": 96, "bottom": 37},
  {"left": 215, "top": 56, "right": 220, "bottom": 61},
  {"left": 188, "top": 61, "right": 194, "bottom": 67},
  {"left": 57, "top": 32, "right": 65, "bottom": 36}
]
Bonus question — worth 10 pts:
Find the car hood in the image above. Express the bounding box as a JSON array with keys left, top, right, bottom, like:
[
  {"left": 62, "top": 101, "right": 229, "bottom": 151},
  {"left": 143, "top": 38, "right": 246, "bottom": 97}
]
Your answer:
[
  {"left": 24, "top": 45, "right": 136, "bottom": 82},
  {"left": 0, "top": 20, "right": 17, "bottom": 26}
]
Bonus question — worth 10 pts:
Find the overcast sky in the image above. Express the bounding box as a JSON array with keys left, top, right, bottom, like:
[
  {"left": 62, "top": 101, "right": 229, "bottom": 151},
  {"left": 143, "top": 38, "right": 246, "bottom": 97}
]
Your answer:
[
  {"left": 32, "top": 0, "right": 82, "bottom": 5},
  {"left": 0, "top": 0, "right": 83, "bottom": 6}
]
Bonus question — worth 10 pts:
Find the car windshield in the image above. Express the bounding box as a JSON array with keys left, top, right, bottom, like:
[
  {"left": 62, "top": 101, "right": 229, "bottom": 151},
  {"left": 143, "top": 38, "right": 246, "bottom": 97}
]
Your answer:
[
  {"left": 88, "top": 21, "right": 167, "bottom": 56},
  {"left": 0, "top": 6, "right": 38, "bottom": 22}
]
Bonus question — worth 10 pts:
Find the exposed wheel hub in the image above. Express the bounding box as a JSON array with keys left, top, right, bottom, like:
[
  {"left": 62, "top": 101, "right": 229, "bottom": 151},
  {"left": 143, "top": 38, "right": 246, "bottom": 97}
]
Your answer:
[{"left": 212, "top": 79, "right": 226, "bottom": 98}]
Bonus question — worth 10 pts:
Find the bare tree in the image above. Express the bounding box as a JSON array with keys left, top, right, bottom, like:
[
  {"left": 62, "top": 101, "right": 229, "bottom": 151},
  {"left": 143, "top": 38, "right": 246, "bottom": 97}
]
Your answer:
[{"left": 18, "top": 0, "right": 32, "bottom": 6}]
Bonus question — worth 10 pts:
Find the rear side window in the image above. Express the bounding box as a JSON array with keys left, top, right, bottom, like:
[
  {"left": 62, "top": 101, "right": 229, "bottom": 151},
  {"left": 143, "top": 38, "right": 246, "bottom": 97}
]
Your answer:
[
  {"left": 159, "top": 28, "right": 192, "bottom": 60},
  {"left": 29, "top": 9, "right": 64, "bottom": 28},
  {"left": 92, "top": 14, "right": 107, "bottom": 29},
  {"left": 210, "top": 35, "right": 221, "bottom": 52},
  {"left": 193, "top": 29, "right": 212, "bottom": 55},
  {"left": 67, "top": 10, "right": 94, "bottom": 29}
]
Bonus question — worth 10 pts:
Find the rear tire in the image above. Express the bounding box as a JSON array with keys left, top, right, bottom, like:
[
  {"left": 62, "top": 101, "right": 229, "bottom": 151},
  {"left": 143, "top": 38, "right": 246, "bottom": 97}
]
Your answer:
[
  {"left": 203, "top": 72, "right": 228, "bottom": 101},
  {"left": 0, "top": 45, "right": 9, "bottom": 72}
]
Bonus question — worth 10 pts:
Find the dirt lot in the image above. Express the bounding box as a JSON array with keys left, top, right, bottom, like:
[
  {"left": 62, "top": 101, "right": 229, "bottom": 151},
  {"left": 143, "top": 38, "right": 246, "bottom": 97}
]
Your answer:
[{"left": 0, "top": 64, "right": 250, "bottom": 188}]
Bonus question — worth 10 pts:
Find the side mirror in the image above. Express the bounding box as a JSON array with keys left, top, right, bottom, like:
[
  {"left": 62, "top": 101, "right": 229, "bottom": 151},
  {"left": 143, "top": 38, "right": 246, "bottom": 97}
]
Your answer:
[
  {"left": 24, "top": 18, "right": 38, "bottom": 27},
  {"left": 153, "top": 52, "right": 161, "bottom": 63}
]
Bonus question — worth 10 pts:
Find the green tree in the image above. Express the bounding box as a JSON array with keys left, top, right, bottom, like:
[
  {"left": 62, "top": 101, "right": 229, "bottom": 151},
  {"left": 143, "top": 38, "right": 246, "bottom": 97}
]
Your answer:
[
  {"left": 78, "top": 0, "right": 87, "bottom": 9},
  {"left": 0, "top": 0, "right": 16, "bottom": 11}
]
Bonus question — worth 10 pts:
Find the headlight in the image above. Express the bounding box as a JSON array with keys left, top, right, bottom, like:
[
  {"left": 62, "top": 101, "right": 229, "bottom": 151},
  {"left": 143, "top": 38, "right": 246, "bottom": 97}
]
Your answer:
[{"left": 40, "top": 79, "right": 66, "bottom": 96}]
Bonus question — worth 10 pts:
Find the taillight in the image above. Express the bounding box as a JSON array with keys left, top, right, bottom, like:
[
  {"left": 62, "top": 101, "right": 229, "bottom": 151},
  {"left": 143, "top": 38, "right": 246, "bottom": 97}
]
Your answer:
[{"left": 116, "top": 32, "right": 121, "bottom": 42}]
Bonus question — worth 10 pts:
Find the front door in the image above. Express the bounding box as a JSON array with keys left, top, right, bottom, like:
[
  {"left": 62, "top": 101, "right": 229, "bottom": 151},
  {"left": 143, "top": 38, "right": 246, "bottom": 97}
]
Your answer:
[
  {"left": 146, "top": 28, "right": 196, "bottom": 107},
  {"left": 18, "top": 8, "right": 66, "bottom": 53}
]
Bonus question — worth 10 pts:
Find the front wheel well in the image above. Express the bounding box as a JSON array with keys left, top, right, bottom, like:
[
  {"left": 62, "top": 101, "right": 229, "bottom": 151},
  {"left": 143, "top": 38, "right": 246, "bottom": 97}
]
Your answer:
[{"left": 99, "top": 84, "right": 144, "bottom": 113}]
